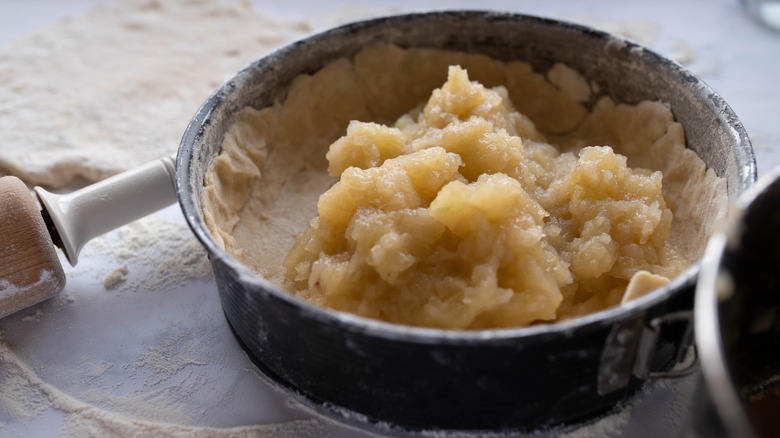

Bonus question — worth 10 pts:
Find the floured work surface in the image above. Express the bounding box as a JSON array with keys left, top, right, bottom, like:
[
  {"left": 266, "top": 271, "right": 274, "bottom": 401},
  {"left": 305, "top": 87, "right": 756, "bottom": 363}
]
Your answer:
[{"left": 0, "top": 0, "right": 310, "bottom": 188}]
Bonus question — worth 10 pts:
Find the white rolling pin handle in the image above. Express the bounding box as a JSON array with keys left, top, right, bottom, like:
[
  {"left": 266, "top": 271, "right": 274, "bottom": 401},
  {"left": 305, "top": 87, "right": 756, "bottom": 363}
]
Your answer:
[{"left": 34, "top": 155, "right": 177, "bottom": 266}]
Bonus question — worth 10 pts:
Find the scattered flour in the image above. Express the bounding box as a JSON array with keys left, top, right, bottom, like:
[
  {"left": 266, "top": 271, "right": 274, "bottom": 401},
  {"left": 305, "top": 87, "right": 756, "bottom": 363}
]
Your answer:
[
  {"left": 127, "top": 332, "right": 207, "bottom": 387},
  {"left": 0, "top": 0, "right": 312, "bottom": 188},
  {"left": 748, "top": 132, "right": 775, "bottom": 153},
  {"left": 557, "top": 404, "right": 634, "bottom": 438},
  {"left": 668, "top": 40, "right": 697, "bottom": 65},
  {"left": 565, "top": 14, "right": 660, "bottom": 47},
  {"left": 80, "top": 355, "right": 115, "bottom": 380},
  {"left": 102, "top": 265, "right": 128, "bottom": 289},
  {"left": 0, "top": 0, "right": 325, "bottom": 435},
  {"left": 658, "top": 376, "right": 697, "bottom": 427},
  {"left": 564, "top": 15, "right": 714, "bottom": 75},
  {"left": 85, "top": 214, "right": 213, "bottom": 293},
  {"left": 20, "top": 308, "right": 44, "bottom": 323},
  {"left": 0, "top": 352, "right": 49, "bottom": 421},
  {"left": 0, "top": 341, "right": 325, "bottom": 438}
]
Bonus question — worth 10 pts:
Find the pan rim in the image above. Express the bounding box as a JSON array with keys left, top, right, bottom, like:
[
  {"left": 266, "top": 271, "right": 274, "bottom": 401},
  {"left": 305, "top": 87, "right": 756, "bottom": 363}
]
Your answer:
[{"left": 176, "top": 9, "right": 755, "bottom": 344}]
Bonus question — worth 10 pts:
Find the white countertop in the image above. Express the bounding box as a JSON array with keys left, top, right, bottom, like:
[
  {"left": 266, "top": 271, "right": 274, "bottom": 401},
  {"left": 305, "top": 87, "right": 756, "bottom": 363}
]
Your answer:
[{"left": 1, "top": 1, "right": 778, "bottom": 436}]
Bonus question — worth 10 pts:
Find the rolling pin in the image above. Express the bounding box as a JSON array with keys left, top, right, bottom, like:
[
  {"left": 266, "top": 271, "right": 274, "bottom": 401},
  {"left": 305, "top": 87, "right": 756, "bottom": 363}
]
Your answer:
[{"left": 0, "top": 156, "right": 177, "bottom": 319}]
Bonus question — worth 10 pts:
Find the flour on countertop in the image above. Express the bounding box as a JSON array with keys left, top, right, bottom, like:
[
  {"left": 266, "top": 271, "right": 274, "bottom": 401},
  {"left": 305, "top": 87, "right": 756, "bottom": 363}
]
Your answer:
[
  {"left": 85, "top": 214, "right": 212, "bottom": 293},
  {"left": 668, "top": 40, "right": 696, "bottom": 65},
  {"left": 127, "top": 332, "right": 207, "bottom": 387},
  {"left": 749, "top": 132, "right": 776, "bottom": 153},
  {"left": 653, "top": 351, "right": 699, "bottom": 428},
  {"left": 20, "top": 308, "right": 44, "bottom": 323},
  {"left": 564, "top": 15, "right": 713, "bottom": 74},
  {"left": 0, "top": 353, "right": 49, "bottom": 421},
  {"left": 102, "top": 265, "right": 128, "bottom": 289},
  {"left": 81, "top": 355, "right": 115, "bottom": 380},
  {"left": 0, "top": 0, "right": 311, "bottom": 188},
  {"left": 0, "top": 0, "right": 325, "bottom": 434},
  {"left": 565, "top": 14, "right": 660, "bottom": 47},
  {"left": 0, "top": 341, "right": 326, "bottom": 437},
  {"left": 557, "top": 404, "right": 633, "bottom": 438}
]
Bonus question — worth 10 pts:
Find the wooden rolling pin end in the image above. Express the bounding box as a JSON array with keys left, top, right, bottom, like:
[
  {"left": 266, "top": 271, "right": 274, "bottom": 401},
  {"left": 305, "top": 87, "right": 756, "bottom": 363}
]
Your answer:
[{"left": 0, "top": 176, "right": 66, "bottom": 319}]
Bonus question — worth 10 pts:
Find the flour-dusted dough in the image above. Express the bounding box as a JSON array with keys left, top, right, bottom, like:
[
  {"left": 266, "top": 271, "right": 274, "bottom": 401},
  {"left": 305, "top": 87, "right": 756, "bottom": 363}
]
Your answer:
[
  {"left": 0, "top": 0, "right": 310, "bottom": 188},
  {"left": 202, "top": 44, "right": 727, "bottom": 329}
]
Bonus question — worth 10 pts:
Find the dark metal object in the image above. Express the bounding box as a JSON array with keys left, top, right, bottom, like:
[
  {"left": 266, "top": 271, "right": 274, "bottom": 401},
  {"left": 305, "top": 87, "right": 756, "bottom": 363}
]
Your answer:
[
  {"left": 694, "top": 166, "right": 780, "bottom": 438},
  {"left": 176, "top": 11, "right": 756, "bottom": 433},
  {"left": 634, "top": 311, "right": 698, "bottom": 380}
]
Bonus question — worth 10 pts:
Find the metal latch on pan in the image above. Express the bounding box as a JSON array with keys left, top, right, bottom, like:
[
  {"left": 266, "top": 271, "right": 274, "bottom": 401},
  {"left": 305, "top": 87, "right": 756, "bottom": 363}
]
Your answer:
[{"left": 598, "top": 310, "right": 698, "bottom": 395}]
